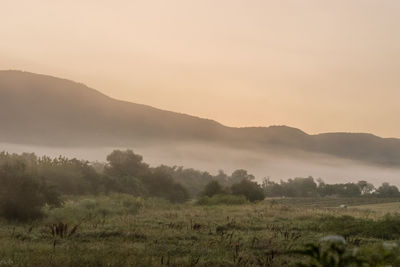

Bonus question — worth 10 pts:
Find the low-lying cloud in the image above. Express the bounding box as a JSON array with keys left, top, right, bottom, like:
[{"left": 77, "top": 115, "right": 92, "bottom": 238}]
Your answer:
[{"left": 2, "top": 141, "right": 400, "bottom": 187}]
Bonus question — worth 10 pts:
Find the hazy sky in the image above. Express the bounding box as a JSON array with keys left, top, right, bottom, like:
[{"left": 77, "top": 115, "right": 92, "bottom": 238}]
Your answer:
[{"left": 1, "top": 0, "right": 400, "bottom": 137}]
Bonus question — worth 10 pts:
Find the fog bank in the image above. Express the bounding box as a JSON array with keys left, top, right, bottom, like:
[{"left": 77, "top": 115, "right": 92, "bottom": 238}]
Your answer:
[{"left": 1, "top": 142, "right": 400, "bottom": 187}]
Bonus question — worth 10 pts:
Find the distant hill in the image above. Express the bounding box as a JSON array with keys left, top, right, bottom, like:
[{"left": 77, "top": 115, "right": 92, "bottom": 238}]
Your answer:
[{"left": 1, "top": 70, "right": 400, "bottom": 166}]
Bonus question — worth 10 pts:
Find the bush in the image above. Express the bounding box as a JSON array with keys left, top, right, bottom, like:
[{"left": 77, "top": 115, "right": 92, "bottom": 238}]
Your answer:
[
  {"left": 196, "top": 194, "right": 248, "bottom": 205},
  {"left": 230, "top": 180, "right": 265, "bottom": 202}
]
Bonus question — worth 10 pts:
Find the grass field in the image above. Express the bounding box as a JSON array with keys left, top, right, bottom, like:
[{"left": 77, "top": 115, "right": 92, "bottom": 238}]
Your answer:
[
  {"left": 352, "top": 202, "right": 400, "bottom": 215},
  {"left": 1, "top": 195, "right": 400, "bottom": 266}
]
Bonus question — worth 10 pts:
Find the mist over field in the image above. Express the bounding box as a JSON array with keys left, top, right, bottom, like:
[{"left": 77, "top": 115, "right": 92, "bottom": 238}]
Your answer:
[
  {"left": 3, "top": 141, "right": 400, "bottom": 187},
  {"left": 2, "top": 1, "right": 400, "bottom": 265}
]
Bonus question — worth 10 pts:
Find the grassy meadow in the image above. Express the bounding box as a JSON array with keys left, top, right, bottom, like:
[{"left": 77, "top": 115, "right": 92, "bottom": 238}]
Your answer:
[{"left": 1, "top": 196, "right": 400, "bottom": 266}]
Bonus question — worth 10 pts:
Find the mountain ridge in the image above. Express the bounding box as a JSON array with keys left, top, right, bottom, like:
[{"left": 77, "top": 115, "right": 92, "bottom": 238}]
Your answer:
[{"left": 1, "top": 70, "right": 400, "bottom": 167}]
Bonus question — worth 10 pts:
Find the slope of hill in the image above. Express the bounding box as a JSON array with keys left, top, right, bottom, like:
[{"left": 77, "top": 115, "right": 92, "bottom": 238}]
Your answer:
[
  {"left": 0, "top": 70, "right": 230, "bottom": 146},
  {"left": 1, "top": 70, "right": 400, "bottom": 167}
]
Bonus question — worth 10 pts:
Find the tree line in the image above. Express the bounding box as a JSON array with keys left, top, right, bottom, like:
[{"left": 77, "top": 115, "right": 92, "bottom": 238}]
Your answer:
[
  {"left": 262, "top": 176, "right": 400, "bottom": 198},
  {"left": 0, "top": 150, "right": 262, "bottom": 220},
  {"left": 0, "top": 150, "right": 399, "bottom": 221}
]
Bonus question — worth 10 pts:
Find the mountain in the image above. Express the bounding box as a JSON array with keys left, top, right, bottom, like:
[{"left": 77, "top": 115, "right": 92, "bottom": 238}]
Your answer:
[{"left": 1, "top": 70, "right": 400, "bottom": 167}]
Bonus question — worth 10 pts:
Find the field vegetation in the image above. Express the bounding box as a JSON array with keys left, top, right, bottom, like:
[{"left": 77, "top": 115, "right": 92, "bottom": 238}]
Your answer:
[{"left": 1, "top": 150, "right": 400, "bottom": 266}]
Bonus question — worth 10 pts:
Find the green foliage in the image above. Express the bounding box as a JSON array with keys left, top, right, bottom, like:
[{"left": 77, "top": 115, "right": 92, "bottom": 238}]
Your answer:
[
  {"left": 153, "top": 165, "right": 218, "bottom": 197},
  {"left": 143, "top": 168, "right": 189, "bottom": 203},
  {"left": 5, "top": 149, "right": 400, "bottom": 265},
  {"left": 293, "top": 237, "right": 364, "bottom": 267},
  {"left": 104, "top": 150, "right": 189, "bottom": 203},
  {"left": 356, "top": 242, "right": 400, "bottom": 266},
  {"left": 196, "top": 194, "right": 248, "bottom": 205},
  {"left": 201, "top": 180, "right": 225, "bottom": 197},
  {"left": 0, "top": 160, "right": 62, "bottom": 221},
  {"left": 267, "top": 195, "right": 400, "bottom": 208},
  {"left": 319, "top": 183, "right": 361, "bottom": 197},
  {"left": 357, "top": 180, "right": 375, "bottom": 195},
  {"left": 231, "top": 179, "right": 265, "bottom": 202},
  {"left": 262, "top": 176, "right": 400, "bottom": 199},
  {"left": 2, "top": 193, "right": 400, "bottom": 266},
  {"left": 263, "top": 177, "right": 319, "bottom": 197},
  {"left": 0, "top": 150, "right": 191, "bottom": 204},
  {"left": 105, "top": 150, "right": 149, "bottom": 178},
  {"left": 229, "top": 169, "right": 255, "bottom": 184},
  {"left": 318, "top": 214, "right": 400, "bottom": 240},
  {"left": 376, "top": 182, "right": 400, "bottom": 197},
  {"left": 44, "top": 194, "right": 144, "bottom": 224},
  {"left": 38, "top": 156, "right": 104, "bottom": 195},
  {"left": 198, "top": 179, "right": 263, "bottom": 204},
  {"left": 295, "top": 237, "right": 400, "bottom": 266},
  {"left": 283, "top": 177, "right": 318, "bottom": 197},
  {"left": 152, "top": 167, "right": 259, "bottom": 197},
  {"left": 0, "top": 151, "right": 107, "bottom": 196}
]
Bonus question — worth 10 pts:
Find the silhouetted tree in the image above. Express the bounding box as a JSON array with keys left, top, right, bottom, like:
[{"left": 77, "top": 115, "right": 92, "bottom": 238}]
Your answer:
[
  {"left": 376, "top": 183, "right": 400, "bottom": 197},
  {"left": 357, "top": 180, "right": 375, "bottom": 195},
  {"left": 202, "top": 180, "right": 225, "bottom": 197},
  {"left": 262, "top": 178, "right": 284, "bottom": 197},
  {"left": 0, "top": 161, "right": 62, "bottom": 221},
  {"left": 231, "top": 180, "right": 264, "bottom": 202},
  {"left": 105, "top": 150, "right": 149, "bottom": 177},
  {"left": 143, "top": 168, "right": 189, "bottom": 203},
  {"left": 228, "top": 169, "right": 255, "bottom": 184},
  {"left": 281, "top": 177, "right": 318, "bottom": 197}
]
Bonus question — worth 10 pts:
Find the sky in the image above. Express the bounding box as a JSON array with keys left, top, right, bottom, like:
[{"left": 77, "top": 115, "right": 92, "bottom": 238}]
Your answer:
[{"left": 1, "top": 0, "right": 400, "bottom": 137}]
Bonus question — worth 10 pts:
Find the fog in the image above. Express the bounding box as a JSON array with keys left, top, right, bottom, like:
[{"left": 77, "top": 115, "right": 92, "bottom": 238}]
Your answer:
[{"left": 2, "top": 141, "right": 400, "bottom": 187}]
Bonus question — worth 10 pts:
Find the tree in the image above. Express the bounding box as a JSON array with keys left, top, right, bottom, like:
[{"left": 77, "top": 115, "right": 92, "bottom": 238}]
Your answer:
[
  {"left": 104, "top": 150, "right": 149, "bottom": 195},
  {"left": 215, "top": 170, "right": 229, "bottom": 186},
  {"left": 229, "top": 169, "right": 255, "bottom": 185},
  {"left": 318, "top": 183, "right": 361, "bottom": 197},
  {"left": 357, "top": 180, "right": 375, "bottom": 195},
  {"left": 202, "top": 180, "right": 225, "bottom": 197},
  {"left": 231, "top": 180, "right": 264, "bottom": 202},
  {"left": 376, "top": 183, "right": 400, "bottom": 197},
  {"left": 143, "top": 169, "right": 189, "bottom": 203},
  {"left": 105, "top": 150, "right": 149, "bottom": 178},
  {"left": 262, "top": 178, "right": 284, "bottom": 197},
  {"left": 0, "top": 161, "right": 62, "bottom": 221},
  {"left": 38, "top": 157, "right": 103, "bottom": 195},
  {"left": 342, "top": 183, "right": 362, "bottom": 197},
  {"left": 281, "top": 177, "right": 318, "bottom": 197}
]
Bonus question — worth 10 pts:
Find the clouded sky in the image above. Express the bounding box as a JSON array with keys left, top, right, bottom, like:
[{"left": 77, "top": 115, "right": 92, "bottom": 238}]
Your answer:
[{"left": 1, "top": 0, "right": 399, "bottom": 137}]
